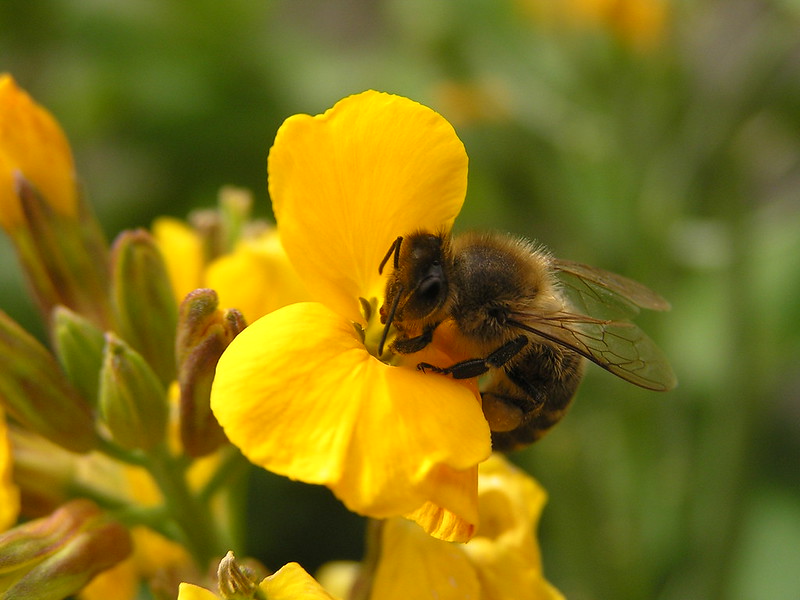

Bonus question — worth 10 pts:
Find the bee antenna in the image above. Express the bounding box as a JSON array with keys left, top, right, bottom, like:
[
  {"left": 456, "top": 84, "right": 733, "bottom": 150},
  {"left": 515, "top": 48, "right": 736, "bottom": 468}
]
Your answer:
[
  {"left": 377, "top": 286, "right": 403, "bottom": 356},
  {"left": 378, "top": 236, "right": 403, "bottom": 275}
]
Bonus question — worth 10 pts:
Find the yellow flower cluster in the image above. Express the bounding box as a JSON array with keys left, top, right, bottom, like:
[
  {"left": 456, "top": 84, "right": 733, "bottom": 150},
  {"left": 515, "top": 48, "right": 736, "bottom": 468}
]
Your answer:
[
  {"left": 0, "top": 75, "right": 561, "bottom": 599},
  {"left": 517, "top": 0, "right": 670, "bottom": 51}
]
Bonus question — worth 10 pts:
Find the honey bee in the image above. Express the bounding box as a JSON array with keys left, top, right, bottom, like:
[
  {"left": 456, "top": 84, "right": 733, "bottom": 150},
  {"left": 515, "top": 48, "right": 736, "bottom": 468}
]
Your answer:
[{"left": 378, "top": 230, "right": 676, "bottom": 451}]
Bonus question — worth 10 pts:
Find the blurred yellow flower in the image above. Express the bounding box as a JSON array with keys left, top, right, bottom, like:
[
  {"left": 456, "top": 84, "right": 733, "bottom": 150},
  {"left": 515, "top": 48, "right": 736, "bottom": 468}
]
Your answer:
[
  {"left": 0, "top": 73, "right": 78, "bottom": 232},
  {"left": 205, "top": 230, "right": 310, "bottom": 325},
  {"left": 518, "top": 0, "right": 669, "bottom": 51},
  {"left": 370, "top": 454, "right": 563, "bottom": 600},
  {"left": 153, "top": 210, "right": 309, "bottom": 324},
  {"left": 152, "top": 216, "right": 206, "bottom": 304},
  {"left": 211, "top": 91, "right": 492, "bottom": 541}
]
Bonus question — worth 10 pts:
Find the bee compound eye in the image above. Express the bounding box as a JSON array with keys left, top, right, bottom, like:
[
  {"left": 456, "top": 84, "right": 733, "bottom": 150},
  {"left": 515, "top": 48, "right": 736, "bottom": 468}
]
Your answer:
[{"left": 418, "top": 278, "right": 443, "bottom": 302}]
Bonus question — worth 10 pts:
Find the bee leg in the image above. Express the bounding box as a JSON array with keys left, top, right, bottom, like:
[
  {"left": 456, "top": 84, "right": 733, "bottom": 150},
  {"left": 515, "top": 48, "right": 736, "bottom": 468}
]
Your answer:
[
  {"left": 391, "top": 323, "right": 438, "bottom": 354},
  {"left": 417, "top": 335, "right": 529, "bottom": 379}
]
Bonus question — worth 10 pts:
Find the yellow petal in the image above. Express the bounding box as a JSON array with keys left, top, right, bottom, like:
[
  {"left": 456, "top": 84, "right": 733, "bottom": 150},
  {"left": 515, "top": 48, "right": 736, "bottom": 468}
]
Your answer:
[
  {"left": 0, "top": 74, "right": 77, "bottom": 231},
  {"left": 0, "top": 408, "right": 20, "bottom": 531},
  {"left": 211, "top": 302, "right": 490, "bottom": 518},
  {"left": 474, "top": 454, "right": 548, "bottom": 544},
  {"left": 268, "top": 90, "right": 468, "bottom": 323},
  {"left": 462, "top": 455, "right": 564, "bottom": 600},
  {"left": 177, "top": 583, "right": 219, "bottom": 600},
  {"left": 259, "top": 562, "right": 336, "bottom": 600},
  {"left": 405, "top": 462, "right": 479, "bottom": 542},
  {"left": 78, "top": 558, "right": 139, "bottom": 600},
  {"left": 371, "top": 518, "right": 481, "bottom": 600},
  {"left": 314, "top": 561, "right": 361, "bottom": 600},
  {"left": 152, "top": 217, "right": 205, "bottom": 304},
  {"left": 205, "top": 229, "right": 310, "bottom": 323}
]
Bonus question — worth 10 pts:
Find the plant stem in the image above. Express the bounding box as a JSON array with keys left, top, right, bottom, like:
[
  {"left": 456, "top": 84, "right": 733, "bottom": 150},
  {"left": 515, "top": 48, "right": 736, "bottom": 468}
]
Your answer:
[{"left": 144, "top": 444, "right": 225, "bottom": 568}]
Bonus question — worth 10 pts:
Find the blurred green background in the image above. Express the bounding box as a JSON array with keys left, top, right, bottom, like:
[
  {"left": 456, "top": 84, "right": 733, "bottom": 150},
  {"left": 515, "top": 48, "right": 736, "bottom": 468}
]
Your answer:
[{"left": 2, "top": 1, "right": 800, "bottom": 598}]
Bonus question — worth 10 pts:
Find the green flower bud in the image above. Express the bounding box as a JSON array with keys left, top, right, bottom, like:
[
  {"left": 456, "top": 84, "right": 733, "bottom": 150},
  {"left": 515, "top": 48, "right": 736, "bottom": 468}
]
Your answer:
[
  {"left": 52, "top": 306, "right": 105, "bottom": 407},
  {"left": 0, "top": 499, "right": 132, "bottom": 600},
  {"left": 217, "top": 185, "right": 253, "bottom": 254},
  {"left": 110, "top": 229, "right": 178, "bottom": 386},
  {"left": 0, "top": 311, "right": 97, "bottom": 453},
  {"left": 176, "top": 289, "right": 245, "bottom": 457},
  {"left": 98, "top": 332, "right": 168, "bottom": 451}
]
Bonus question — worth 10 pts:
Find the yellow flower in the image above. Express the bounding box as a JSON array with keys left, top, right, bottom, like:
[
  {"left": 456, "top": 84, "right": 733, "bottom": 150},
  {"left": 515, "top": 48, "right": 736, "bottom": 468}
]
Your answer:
[
  {"left": 204, "top": 229, "right": 310, "bottom": 325},
  {"left": 0, "top": 73, "right": 78, "bottom": 232},
  {"left": 152, "top": 216, "right": 206, "bottom": 304},
  {"left": 211, "top": 91, "right": 491, "bottom": 540},
  {"left": 0, "top": 408, "right": 20, "bottom": 531},
  {"left": 153, "top": 212, "right": 309, "bottom": 324},
  {"left": 517, "top": 0, "right": 669, "bottom": 51},
  {"left": 178, "top": 561, "right": 336, "bottom": 600},
  {"left": 370, "top": 454, "right": 564, "bottom": 600}
]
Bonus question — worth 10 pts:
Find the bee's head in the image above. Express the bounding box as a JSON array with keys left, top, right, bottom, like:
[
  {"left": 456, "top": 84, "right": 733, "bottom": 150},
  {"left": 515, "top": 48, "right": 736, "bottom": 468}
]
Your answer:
[{"left": 378, "top": 231, "right": 452, "bottom": 353}]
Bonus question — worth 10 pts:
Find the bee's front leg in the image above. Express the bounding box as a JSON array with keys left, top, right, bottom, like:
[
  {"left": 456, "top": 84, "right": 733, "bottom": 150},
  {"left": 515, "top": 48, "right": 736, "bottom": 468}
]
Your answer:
[
  {"left": 391, "top": 323, "right": 439, "bottom": 354},
  {"left": 417, "top": 335, "right": 528, "bottom": 379}
]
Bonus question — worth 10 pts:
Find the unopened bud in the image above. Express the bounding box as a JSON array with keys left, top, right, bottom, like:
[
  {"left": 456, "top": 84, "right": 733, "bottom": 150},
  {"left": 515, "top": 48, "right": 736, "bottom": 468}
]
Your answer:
[
  {"left": 7, "top": 427, "right": 74, "bottom": 518},
  {"left": 110, "top": 229, "right": 178, "bottom": 386},
  {"left": 218, "top": 186, "right": 253, "bottom": 254},
  {"left": 177, "top": 289, "right": 244, "bottom": 457},
  {"left": 217, "top": 552, "right": 263, "bottom": 600},
  {"left": 9, "top": 175, "right": 112, "bottom": 329},
  {"left": 0, "top": 499, "right": 132, "bottom": 600},
  {"left": 0, "top": 75, "right": 111, "bottom": 328},
  {"left": 99, "top": 332, "right": 168, "bottom": 451},
  {"left": 0, "top": 310, "right": 97, "bottom": 453},
  {"left": 52, "top": 306, "right": 105, "bottom": 406}
]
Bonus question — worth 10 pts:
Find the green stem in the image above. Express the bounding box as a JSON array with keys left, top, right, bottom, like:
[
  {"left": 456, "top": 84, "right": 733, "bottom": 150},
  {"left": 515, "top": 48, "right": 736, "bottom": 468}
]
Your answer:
[
  {"left": 144, "top": 444, "right": 225, "bottom": 568},
  {"left": 197, "top": 446, "right": 248, "bottom": 504},
  {"left": 95, "top": 435, "right": 148, "bottom": 466}
]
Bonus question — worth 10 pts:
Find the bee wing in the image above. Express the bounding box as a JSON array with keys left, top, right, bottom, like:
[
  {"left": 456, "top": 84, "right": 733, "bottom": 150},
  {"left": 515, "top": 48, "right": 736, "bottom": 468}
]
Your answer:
[
  {"left": 553, "top": 258, "right": 671, "bottom": 321},
  {"left": 510, "top": 313, "right": 678, "bottom": 391}
]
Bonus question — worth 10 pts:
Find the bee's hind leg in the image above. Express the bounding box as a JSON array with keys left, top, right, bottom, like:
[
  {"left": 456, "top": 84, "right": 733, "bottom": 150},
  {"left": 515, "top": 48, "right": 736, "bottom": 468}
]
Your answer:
[{"left": 417, "top": 335, "right": 528, "bottom": 379}]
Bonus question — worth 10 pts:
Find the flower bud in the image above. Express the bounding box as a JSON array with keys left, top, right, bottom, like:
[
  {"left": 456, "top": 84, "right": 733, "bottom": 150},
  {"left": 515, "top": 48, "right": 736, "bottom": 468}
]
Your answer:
[
  {"left": 98, "top": 332, "right": 168, "bottom": 451},
  {"left": 217, "top": 185, "right": 253, "bottom": 254},
  {"left": 0, "top": 310, "right": 97, "bottom": 453},
  {"left": 1, "top": 76, "right": 111, "bottom": 328},
  {"left": 7, "top": 427, "right": 74, "bottom": 519},
  {"left": 0, "top": 499, "right": 132, "bottom": 600},
  {"left": 52, "top": 306, "right": 105, "bottom": 406},
  {"left": 110, "top": 229, "right": 178, "bottom": 386},
  {"left": 177, "top": 289, "right": 245, "bottom": 457},
  {"left": 216, "top": 551, "right": 261, "bottom": 600}
]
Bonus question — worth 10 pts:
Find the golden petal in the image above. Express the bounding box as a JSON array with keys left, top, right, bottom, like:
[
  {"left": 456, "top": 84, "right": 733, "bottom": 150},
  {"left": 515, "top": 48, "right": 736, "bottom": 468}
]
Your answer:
[
  {"left": 211, "top": 302, "right": 490, "bottom": 518},
  {"left": 259, "top": 562, "right": 336, "bottom": 600},
  {"left": 204, "top": 230, "right": 310, "bottom": 323},
  {"left": 371, "top": 518, "right": 481, "bottom": 600},
  {"left": 0, "top": 408, "right": 20, "bottom": 531},
  {"left": 0, "top": 74, "right": 77, "bottom": 231},
  {"left": 151, "top": 217, "right": 204, "bottom": 305},
  {"left": 268, "top": 90, "right": 468, "bottom": 322},
  {"left": 176, "top": 583, "right": 219, "bottom": 600}
]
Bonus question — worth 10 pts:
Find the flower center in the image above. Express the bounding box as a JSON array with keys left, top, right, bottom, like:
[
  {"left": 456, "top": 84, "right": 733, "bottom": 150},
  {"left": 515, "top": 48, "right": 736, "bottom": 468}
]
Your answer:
[{"left": 356, "top": 296, "right": 399, "bottom": 364}]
